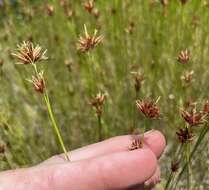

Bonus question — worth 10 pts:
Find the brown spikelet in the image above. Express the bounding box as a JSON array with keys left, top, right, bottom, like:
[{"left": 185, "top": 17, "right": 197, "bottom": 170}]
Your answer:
[
  {"left": 176, "top": 128, "right": 194, "bottom": 143},
  {"left": 177, "top": 49, "right": 191, "bottom": 64},
  {"left": 12, "top": 41, "right": 48, "bottom": 65},
  {"left": 136, "top": 98, "right": 160, "bottom": 119},
  {"left": 77, "top": 25, "right": 103, "bottom": 53}
]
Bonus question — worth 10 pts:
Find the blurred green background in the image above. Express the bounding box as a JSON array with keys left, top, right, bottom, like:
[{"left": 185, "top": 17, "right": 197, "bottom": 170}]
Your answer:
[{"left": 0, "top": 0, "right": 209, "bottom": 189}]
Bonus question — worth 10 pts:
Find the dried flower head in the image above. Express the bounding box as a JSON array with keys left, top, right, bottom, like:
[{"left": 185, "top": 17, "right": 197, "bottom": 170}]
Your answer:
[
  {"left": 136, "top": 98, "right": 160, "bottom": 119},
  {"left": 131, "top": 72, "right": 144, "bottom": 92},
  {"left": 84, "top": 0, "right": 94, "bottom": 13},
  {"left": 129, "top": 138, "right": 142, "bottom": 150},
  {"left": 181, "top": 70, "right": 194, "bottom": 83},
  {"left": 28, "top": 71, "right": 45, "bottom": 94},
  {"left": 0, "top": 59, "right": 4, "bottom": 67},
  {"left": 181, "top": 106, "right": 206, "bottom": 127},
  {"left": 92, "top": 8, "right": 100, "bottom": 19},
  {"left": 176, "top": 128, "right": 193, "bottom": 143},
  {"left": 64, "top": 59, "right": 73, "bottom": 71},
  {"left": 12, "top": 41, "right": 48, "bottom": 64},
  {"left": 203, "top": 101, "right": 209, "bottom": 116},
  {"left": 125, "top": 21, "right": 135, "bottom": 34},
  {"left": 171, "top": 161, "right": 180, "bottom": 172},
  {"left": 0, "top": 144, "right": 6, "bottom": 154},
  {"left": 89, "top": 92, "right": 106, "bottom": 117},
  {"left": 177, "top": 49, "right": 191, "bottom": 64},
  {"left": 46, "top": 4, "right": 55, "bottom": 16},
  {"left": 77, "top": 25, "right": 103, "bottom": 53}
]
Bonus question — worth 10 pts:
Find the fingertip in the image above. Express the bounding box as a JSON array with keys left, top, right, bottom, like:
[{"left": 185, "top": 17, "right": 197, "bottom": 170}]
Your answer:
[{"left": 144, "top": 130, "right": 166, "bottom": 158}]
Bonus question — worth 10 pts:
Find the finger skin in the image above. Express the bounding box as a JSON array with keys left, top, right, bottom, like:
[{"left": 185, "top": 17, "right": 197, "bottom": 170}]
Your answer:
[
  {"left": 127, "top": 165, "right": 161, "bottom": 190},
  {"left": 0, "top": 147, "right": 157, "bottom": 190},
  {"left": 52, "top": 148, "right": 157, "bottom": 190},
  {"left": 43, "top": 130, "right": 166, "bottom": 165}
]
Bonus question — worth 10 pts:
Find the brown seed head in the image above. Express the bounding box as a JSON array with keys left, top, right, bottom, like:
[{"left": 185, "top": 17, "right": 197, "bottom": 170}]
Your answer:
[
  {"left": 131, "top": 72, "right": 144, "bottom": 92},
  {"left": 84, "top": 0, "right": 94, "bottom": 13},
  {"left": 77, "top": 25, "right": 103, "bottom": 53},
  {"left": 129, "top": 138, "right": 142, "bottom": 150},
  {"left": 181, "top": 70, "right": 194, "bottom": 83},
  {"left": 89, "top": 92, "right": 106, "bottom": 117},
  {"left": 180, "top": 106, "right": 205, "bottom": 127},
  {"left": 92, "top": 8, "right": 100, "bottom": 19},
  {"left": 125, "top": 21, "right": 135, "bottom": 34},
  {"left": 176, "top": 128, "right": 193, "bottom": 143},
  {"left": 46, "top": 4, "right": 55, "bottom": 16},
  {"left": 177, "top": 49, "right": 191, "bottom": 64},
  {"left": 136, "top": 98, "right": 160, "bottom": 119},
  {"left": 64, "top": 59, "right": 73, "bottom": 71},
  {"left": 28, "top": 71, "right": 45, "bottom": 94},
  {"left": 171, "top": 161, "right": 180, "bottom": 172},
  {"left": 12, "top": 41, "right": 48, "bottom": 65}
]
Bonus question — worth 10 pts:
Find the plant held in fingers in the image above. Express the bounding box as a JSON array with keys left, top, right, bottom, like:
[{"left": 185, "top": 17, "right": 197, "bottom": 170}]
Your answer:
[
  {"left": 12, "top": 41, "right": 70, "bottom": 161},
  {"left": 134, "top": 98, "right": 160, "bottom": 148}
]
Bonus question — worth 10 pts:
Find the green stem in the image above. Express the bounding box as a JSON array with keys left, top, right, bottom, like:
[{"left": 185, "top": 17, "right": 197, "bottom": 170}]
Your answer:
[
  {"left": 32, "top": 62, "right": 70, "bottom": 161},
  {"left": 43, "top": 92, "right": 70, "bottom": 161},
  {"left": 164, "top": 173, "right": 173, "bottom": 190},
  {"left": 98, "top": 115, "right": 102, "bottom": 141},
  {"left": 173, "top": 124, "right": 209, "bottom": 189},
  {"left": 186, "top": 142, "right": 190, "bottom": 190}
]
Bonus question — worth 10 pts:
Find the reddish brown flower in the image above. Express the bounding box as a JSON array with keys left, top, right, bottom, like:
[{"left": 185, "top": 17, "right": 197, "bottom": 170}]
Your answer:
[
  {"left": 77, "top": 25, "right": 103, "bottom": 53},
  {"left": 92, "top": 8, "right": 100, "bottom": 19},
  {"left": 177, "top": 49, "right": 191, "bottom": 64},
  {"left": 181, "top": 70, "right": 194, "bottom": 83},
  {"left": 89, "top": 92, "right": 106, "bottom": 117},
  {"left": 131, "top": 72, "right": 144, "bottom": 92},
  {"left": 129, "top": 138, "right": 142, "bottom": 150},
  {"left": 125, "top": 21, "right": 135, "bottom": 34},
  {"left": 84, "top": 0, "right": 94, "bottom": 13},
  {"left": 28, "top": 71, "right": 45, "bottom": 94},
  {"left": 171, "top": 161, "right": 180, "bottom": 172},
  {"left": 181, "top": 107, "right": 205, "bottom": 127},
  {"left": 136, "top": 98, "right": 160, "bottom": 119},
  {"left": 46, "top": 4, "right": 55, "bottom": 16},
  {"left": 176, "top": 128, "right": 193, "bottom": 143},
  {"left": 12, "top": 41, "right": 48, "bottom": 65}
]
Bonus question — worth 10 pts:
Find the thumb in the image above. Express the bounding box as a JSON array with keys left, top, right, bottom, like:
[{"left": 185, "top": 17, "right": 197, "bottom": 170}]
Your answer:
[{"left": 52, "top": 148, "right": 157, "bottom": 190}]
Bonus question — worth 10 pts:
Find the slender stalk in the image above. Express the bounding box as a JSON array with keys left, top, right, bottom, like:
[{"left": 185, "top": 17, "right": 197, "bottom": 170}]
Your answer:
[
  {"left": 165, "top": 173, "right": 173, "bottom": 190},
  {"left": 97, "top": 115, "right": 103, "bottom": 141},
  {"left": 186, "top": 142, "right": 190, "bottom": 190},
  {"left": 43, "top": 92, "right": 70, "bottom": 161},
  {"left": 173, "top": 124, "right": 209, "bottom": 189},
  {"left": 32, "top": 63, "right": 70, "bottom": 161},
  {"left": 164, "top": 144, "right": 183, "bottom": 190}
]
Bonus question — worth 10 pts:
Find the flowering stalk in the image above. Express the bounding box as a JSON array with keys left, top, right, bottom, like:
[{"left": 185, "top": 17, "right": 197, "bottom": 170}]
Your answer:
[
  {"left": 32, "top": 63, "right": 70, "bottom": 161},
  {"left": 12, "top": 41, "right": 70, "bottom": 161},
  {"left": 135, "top": 97, "right": 160, "bottom": 147}
]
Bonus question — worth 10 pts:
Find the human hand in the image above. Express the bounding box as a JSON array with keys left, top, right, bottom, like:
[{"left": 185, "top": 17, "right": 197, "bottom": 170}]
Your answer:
[{"left": 0, "top": 130, "right": 166, "bottom": 190}]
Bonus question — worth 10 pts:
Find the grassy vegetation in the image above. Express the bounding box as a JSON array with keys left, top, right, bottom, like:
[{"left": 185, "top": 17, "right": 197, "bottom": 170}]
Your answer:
[{"left": 0, "top": 0, "right": 209, "bottom": 189}]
